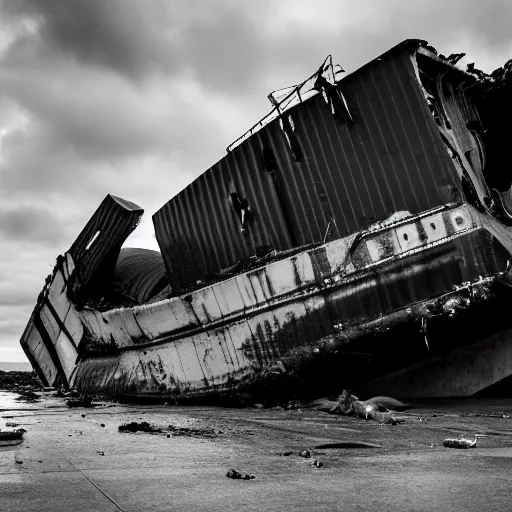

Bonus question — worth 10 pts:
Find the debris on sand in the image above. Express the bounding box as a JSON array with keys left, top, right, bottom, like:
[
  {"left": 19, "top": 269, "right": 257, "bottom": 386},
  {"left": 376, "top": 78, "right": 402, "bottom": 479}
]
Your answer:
[
  {"left": 311, "top": 459, "right": 324, "bottom": 468},
  {"left": 299, "top": 449, "right": 312, "bottom": 458},
  {"left": 166, "top": 425, "right": 218, "bottom": 438},
  {"left": 64, "top": 390, "right": 81, "bottom": 398},
  {"left": 118, "top": 421, "right": 218, "bottom": 438},
  {"left": 0, "top": 428, "right": 26, "bottom": 446},
  {"left": 285, "top": 401, "right": 303, "bottom": 411},
  {"left": 226, "top": 469, "right": 255, "bottom": 480},
  {"left": 461, "top": 411, "right": 512, "bottom": 419},
  {"left": 66, "top": 396, "right": 93, "bottom": 408},
  {"left": 360, "top": 395, "right": 413, "bottom": 412},
  {"left": 118, "top": 422, "right": 162, "bottom": 433},
  {"left": 15, "top": 390, "right": 39, "bottom": 402},
  {"left": 443, "top": 435, "right": 478, "bottom": 449},
  {"left": 308, "top": 390, "right": 410, "bottom": 424}
]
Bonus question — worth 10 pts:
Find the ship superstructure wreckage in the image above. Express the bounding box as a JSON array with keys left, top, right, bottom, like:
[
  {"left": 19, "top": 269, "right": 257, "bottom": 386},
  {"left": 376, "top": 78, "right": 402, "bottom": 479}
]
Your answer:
[{"left": 20, "top": 40, "right": 512, "bottom": 400}]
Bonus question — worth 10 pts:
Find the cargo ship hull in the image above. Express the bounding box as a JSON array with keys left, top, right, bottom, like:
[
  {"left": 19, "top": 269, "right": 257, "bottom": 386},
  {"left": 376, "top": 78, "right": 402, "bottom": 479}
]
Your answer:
[
  {"left": 21, "top": 202, "right": 512, "bottom": 399},
  {"left": 20, "top": 39, "right": 512, "bottom": 399}
]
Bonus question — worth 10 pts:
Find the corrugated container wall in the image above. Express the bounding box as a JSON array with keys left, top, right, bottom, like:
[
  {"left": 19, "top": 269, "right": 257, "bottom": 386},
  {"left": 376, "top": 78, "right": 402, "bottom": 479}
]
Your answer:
[
  {"left": 68, "top": 195, "right": 143, "bottom": 302},
  {"left": 154, "top": 47, "right": 461, "bottom": 290}
]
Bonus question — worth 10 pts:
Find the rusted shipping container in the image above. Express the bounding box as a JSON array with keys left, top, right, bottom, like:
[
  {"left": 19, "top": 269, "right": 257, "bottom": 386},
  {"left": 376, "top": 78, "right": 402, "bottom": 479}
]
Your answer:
[
  {"left": 68, "top": 195, "right": 143, "bottom": 304},
  {"left": 153, "top": 41, "right": 461, "bottom": 290}
]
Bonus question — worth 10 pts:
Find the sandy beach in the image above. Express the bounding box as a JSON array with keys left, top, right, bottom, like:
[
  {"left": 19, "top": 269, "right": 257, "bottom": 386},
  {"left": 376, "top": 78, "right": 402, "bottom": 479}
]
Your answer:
[{"left": 1, "top": 390, "right": 512, "bottom": 511}]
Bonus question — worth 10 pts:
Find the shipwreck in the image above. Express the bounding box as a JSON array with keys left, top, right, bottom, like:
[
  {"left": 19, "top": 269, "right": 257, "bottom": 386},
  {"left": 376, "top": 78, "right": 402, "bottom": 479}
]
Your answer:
[{"left": 20, "top": 40, "right": 512, "bottom": 400}]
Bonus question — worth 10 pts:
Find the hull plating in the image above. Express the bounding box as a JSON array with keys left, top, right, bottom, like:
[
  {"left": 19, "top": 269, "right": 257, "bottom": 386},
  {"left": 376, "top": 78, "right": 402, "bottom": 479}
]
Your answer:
[{"left": 22, "top": 204, "right": 512, "bottom": 398}]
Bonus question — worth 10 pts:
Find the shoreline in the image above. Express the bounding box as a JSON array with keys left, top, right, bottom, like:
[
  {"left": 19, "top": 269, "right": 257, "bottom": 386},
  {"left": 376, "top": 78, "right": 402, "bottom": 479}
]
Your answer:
[{"left": 2, "top": 390, "right": 512, "bottom": 511}]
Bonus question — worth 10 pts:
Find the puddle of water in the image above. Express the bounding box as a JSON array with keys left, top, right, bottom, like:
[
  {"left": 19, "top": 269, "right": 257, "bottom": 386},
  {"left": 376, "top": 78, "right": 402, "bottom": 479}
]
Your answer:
[
  {"left": 0, "top": 438, "right": 24, "bottom": 447},
  {"left": 315, "top": 442, "right": 383, "bottom": 449},
  {"left": 0, "top": 394, "right": 26, "bottom": 448},
  {"left": 0, "top": 391, "right": 41, "bottom": 412},
  {"left": 1, "top": 391, "right": 66, "bottom": 415}
]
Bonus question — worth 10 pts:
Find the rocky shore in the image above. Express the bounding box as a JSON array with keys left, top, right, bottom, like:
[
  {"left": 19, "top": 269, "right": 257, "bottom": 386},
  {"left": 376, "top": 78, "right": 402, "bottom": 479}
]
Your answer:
[{"left": 0, "top": 370, "right": 42, "bottom": 392}]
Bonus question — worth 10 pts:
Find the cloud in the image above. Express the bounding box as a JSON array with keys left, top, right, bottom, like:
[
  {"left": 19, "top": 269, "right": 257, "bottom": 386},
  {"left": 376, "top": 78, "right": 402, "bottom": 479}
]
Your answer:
[
  {"left": 0, "top": 204, "right": 67, "bottom": 245},
  {"left": 0, "top": 0, "right": 176, "bottom": 80},
  {"left": 1, "top": 0, "right": 512, "bottom": 361}
]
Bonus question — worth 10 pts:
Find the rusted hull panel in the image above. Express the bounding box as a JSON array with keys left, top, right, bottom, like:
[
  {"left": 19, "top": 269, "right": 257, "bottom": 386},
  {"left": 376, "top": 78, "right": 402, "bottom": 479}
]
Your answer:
[
  {"left": 20, "top": 255, "right": 82, "bottom": 388},
  {"left": 20, "top": 200, "right": 512, "bottom": 398},
  {"left": 71, "top": 205, "right": 509, "bottom": 397}
]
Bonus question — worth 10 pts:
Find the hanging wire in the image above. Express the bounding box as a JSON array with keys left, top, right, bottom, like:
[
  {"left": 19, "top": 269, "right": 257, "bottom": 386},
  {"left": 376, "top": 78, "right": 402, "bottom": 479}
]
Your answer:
[{"left": 226, "top": 55, "right": 342, "bottom": 152}]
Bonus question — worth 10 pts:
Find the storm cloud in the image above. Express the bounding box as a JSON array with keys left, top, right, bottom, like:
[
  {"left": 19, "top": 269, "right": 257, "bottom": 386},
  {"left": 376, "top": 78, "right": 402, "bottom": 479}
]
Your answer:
[
  {"left": 0, "top": 204, "right": 67, "bottom": 245},
  {"left": 0, "top": 0, "right": 511, "bottom": 361}
]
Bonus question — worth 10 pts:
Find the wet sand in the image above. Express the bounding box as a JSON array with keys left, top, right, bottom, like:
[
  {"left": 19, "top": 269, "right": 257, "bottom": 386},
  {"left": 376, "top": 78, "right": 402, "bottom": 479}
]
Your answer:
[{"left": 1, "top": 392, "right": 512, "bottom": 511}]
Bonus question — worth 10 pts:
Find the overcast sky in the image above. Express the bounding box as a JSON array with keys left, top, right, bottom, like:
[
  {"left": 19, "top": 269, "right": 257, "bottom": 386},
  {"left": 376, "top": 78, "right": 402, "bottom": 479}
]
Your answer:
[{"left": 1, "top": 0, "right": 511, "bottom": 363}]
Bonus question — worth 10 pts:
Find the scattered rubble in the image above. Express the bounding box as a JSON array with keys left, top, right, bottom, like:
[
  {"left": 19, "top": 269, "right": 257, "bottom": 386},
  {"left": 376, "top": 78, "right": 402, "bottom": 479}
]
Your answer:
[
  {"left": 166, "top": 425, "right": 217, "bottom": 438},
  {"left": 285, "top": 401, "right": 303, "bottom": 411},
  {"left": 308, "top": 390, "right": 411, "bottom": 424},
  {"left": 443, "top": 435, "right": 479, "bottom": 449},
  {"left": 0, "top": 428, "right": 25, "bottom": 445},
  {"left": 118, "top": 421, "right": 218, "bottom": 438},
  {"left": 226, "top": 469, "right": 255, "bottom": 480},
  {"left": 118, "top": 421, "right": 162, "bottom": 433},
  {"left": 15, "top": 390, "right": 40, "bottom": 402},
  {"left": 461, "top": 412, "right": 512, "bottom": 419},
  {"left": 66, "top": 396, "right": 93, "bottom": 408},
  {"left": 0, "top": 370, "right": 42, "bottom": 391},
  {"left": 64, "top": 390, "right": 82, "bottom": 398}
]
